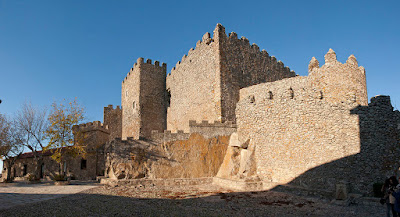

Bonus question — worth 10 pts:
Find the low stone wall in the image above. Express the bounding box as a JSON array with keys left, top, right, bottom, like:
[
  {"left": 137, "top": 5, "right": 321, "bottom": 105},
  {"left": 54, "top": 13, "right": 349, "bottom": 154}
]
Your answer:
[{"left": 101, "top": 177, "right": 213, "bottom": 187}]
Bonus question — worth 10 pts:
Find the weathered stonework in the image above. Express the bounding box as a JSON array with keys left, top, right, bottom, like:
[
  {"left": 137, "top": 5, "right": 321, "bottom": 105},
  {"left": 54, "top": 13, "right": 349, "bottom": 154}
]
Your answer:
[
  {"left": 121, "top": 58, "right": 167, "bottom": 139},
  {"left": 4, "top": 24, "right": 398, "bottom": 198},
  {"left": 222, "top": 50, "right": 399, "bottom": 195},
  {"left": 2, "top": 121, "right": 109, "bottom": 181},
  {"left": 166, "top": 24, "right": 295, "bottom": 132},
  {"left": 104, "top": 105, "right": 122, "bottom": 141}
]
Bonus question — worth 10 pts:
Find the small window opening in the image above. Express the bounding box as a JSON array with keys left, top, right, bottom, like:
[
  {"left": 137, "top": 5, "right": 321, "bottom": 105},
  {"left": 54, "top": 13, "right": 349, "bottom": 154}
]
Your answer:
[
  {"left": 249, "top": 95, "right": 255, "bottom": 103},
  {"left": 268, "top": 91, "right": 273, "bottom": 100},
  {"left": 125, "top": 91, "right": 128, "bottom": 97},
  {"left": 23, "top": 165, "right": 27, "bottom": 176},
  {"left": 133, "top": 101, "right": 136, "bottom": 110},
  {"left": 289, "top": 88, "right": 294, "bottom": 99},
  {"left": 81, "top": 159, "right": 87, "bottom": 170},
  {"left": 166, "top": 89, "right": 171, "bottom": 108},
  {"left": 319, "top": 91, "right": 323, "bottom": 99}
]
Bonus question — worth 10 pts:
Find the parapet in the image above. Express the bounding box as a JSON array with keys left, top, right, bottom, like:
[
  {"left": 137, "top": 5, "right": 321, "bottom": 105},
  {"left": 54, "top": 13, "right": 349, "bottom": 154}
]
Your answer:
[
  {"left": 150, "top": 130, "right": 190, "bottom": 144},
  {"left": 308, "top": 49, "right": 365, "bottom": 74},
  {"left": 122, "top": 57, "right": 167, "bottom": 84},
  {"left": 104, "top": 104, "right": 121, "bottom": 113},
  {"left": 369, "top": 95, "right": 393, "bottom": 109},
  {"left": 72, "top": 121, "right": 110, "bottom": 134},
  {"left": 189, "top": 120, "right": 237, "bottom": 139}
]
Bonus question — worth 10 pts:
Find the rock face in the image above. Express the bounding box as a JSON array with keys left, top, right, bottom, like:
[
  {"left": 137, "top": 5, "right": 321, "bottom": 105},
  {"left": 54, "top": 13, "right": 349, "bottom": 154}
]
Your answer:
[
  {"left": 105, "top": 133, "right": 229, "bottom": 179},
  {"left": 216, "top": 133, "right": 258, "bottom": 181}
]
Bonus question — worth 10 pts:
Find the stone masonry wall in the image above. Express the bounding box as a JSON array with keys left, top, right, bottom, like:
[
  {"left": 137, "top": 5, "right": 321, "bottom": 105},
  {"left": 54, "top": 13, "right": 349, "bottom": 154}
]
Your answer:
[
  {"left": 189, "top": 120, "right": 237, "bottom": 139},
  {"left": 290, "top": 95, "right": 400, "bottom": 195},
  {"left": 104, "top": 104, "right": 122, "bottom": 141},
  {"left": 215, "top": 24, "right": 296, "bottom": 123},
  {"left": 235, "top": 50, "right": 370, "bottom": 192},
  {"left": 122, "top": 58, "right": 167, "bottom": 139},
  {"left": 166, "top": 31, "right": 221, "bottom": 133},
  {"left": 166, "top": 24, "right": 296, "bottom": 133}
]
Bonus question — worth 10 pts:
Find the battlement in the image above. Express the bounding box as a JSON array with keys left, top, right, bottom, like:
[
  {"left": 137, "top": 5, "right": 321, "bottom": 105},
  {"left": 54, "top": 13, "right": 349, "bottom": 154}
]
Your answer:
[
  {"left": 189, "top": 120, "right": 237, "bottom": 139},
  {"left": 123, "top": 57, "right": 167, "bottom": 83},
  {"left": 104, "top": 104, "right": 121, "bottom": 112},
  {"left": 306, "top": 49, "right": 368, "bottom": 106},
  {"left": 72, "top": 121, "right": 110, "bottom": 133},
  {"left": 150, "top": 130, "right": 190, "bottom": 144},
  {"left": 169, "top": 31, "right": 215, "bottom": 76},
  {"left": 308, "top": 49, "right": 365, "bottom": 74},
  {"left": 216, "top": 23, "right": 295, "bottom": 76},
  {"left": 369, "top": 95, "right": 393, "bottom": 109}
]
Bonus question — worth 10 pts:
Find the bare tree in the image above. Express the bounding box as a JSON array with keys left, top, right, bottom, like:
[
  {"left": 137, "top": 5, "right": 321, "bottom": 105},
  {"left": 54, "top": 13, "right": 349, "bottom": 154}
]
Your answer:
[
  {"left": 0, "top": 113, "right": 23, "bottom": 182},
  {"left": 13, "top": 102, "right": 48, "bottom": 180}
]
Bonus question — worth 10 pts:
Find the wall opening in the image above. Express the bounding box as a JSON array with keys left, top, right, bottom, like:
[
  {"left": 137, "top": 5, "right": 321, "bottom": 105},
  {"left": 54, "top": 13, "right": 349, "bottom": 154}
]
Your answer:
[
  {"left": 23, "top": 164, "right": 27, "bottom": 176},
  {"left": 166, "top": 89, "right": 171, "bottom": 108},
  {"left": 81, "top": 159, "right": 87, "bottom": 170},
  {"left": 289, "top": 88, "right": 294, "bottom": 99},
  {"left": 268, "top": 91, "right": 273, "bottom": 99}
]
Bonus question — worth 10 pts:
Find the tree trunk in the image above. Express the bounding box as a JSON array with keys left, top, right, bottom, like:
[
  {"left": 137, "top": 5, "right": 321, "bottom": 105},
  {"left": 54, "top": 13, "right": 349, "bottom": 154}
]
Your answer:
[{"left": 5, "top": 159, "right": 15, "bottom": 182}]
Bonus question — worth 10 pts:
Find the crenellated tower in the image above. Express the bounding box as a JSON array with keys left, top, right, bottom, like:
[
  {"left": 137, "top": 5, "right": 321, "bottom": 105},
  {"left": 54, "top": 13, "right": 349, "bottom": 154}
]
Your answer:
[
  {"left": 308, "top": 49, "right": 368, "bottom": 106},
  {"left": 121, "top": 58, "right": 167, "bottom": 139},
  {"left": 104, "top": 104, "right": 122, "bottom": 141}
]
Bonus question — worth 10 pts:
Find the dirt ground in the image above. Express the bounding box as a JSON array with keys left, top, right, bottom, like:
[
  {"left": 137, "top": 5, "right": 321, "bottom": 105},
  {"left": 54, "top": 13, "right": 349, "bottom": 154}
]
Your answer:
[{"left": 0, "top": 182, "right": 386, "bottom": 217}]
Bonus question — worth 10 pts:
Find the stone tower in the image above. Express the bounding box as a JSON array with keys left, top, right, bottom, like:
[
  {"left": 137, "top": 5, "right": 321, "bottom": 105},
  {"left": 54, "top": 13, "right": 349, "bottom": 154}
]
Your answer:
[
  {"left": 308, "top": 49, "right": 368, "bottom": 106},
  {"left": 121, "top": 58, "right": 167, "bottom": 139}
]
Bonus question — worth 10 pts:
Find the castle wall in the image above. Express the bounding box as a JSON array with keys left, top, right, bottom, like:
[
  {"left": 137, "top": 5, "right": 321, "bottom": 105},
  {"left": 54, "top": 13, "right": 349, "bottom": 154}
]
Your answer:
[
  {"left": 189, "top": 120, "right": 237, "bottom": 139},
  {"left": 288, "top": 95, "right": 400, "bottom": 195},
  {"left": 122, "top": 58, "right": 167, "bottom": 139},
  {"left": 166, "top": 32, "right": 221, "bottom": 133},
  {"left": 122, "top": 62, "right": 141, "bottom": 139},
  {"left": 104, "top": 105, "right": 122, "bottom": 141},
  {"left": 215, "top": 24, "right": 296, "bottom": 123},
  {"left": 235, "top": 51, "right": 369, "bottom": 187},
  {"left": 166, "top": 24, "right": 296, "bottom": 133}
]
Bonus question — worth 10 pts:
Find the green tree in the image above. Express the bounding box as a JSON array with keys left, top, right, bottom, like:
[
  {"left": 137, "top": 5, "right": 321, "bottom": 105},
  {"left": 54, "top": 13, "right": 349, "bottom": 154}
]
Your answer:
[{"left": 45, "top": 99, "right": 85, "bottom": 175}]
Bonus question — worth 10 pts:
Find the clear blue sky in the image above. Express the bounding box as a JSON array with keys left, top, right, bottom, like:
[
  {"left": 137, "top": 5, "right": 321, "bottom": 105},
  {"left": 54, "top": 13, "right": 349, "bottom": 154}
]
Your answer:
[{"left": 0, "top": 1, "right": 399, "bottom": 145}]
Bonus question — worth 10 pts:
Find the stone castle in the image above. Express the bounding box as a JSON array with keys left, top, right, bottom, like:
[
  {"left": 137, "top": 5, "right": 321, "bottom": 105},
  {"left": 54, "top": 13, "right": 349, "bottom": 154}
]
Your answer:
[{"left": 3, "top": 24, "right": 400, "bottom": 197}]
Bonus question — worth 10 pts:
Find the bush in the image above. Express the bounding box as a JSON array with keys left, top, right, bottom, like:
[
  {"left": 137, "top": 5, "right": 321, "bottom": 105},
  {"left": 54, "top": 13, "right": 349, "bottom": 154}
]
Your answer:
[
  {"left": 27, "top": 174, "right": 40, "bottom": 182},
  {"left": 373, "top": 182, "right": 384, "bottom": 198},
  {"left": 53, "top": 174, "right": 67, "bottom": 181}
]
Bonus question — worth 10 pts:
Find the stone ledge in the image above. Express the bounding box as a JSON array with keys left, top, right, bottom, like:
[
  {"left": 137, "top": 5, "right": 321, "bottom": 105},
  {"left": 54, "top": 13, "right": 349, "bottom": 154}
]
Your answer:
[
  {"left": 212, "top": 177, "right": 264, "bottom": 191},
  {"left": 100, "top": 177, "right": 213, "bottom": 187}
]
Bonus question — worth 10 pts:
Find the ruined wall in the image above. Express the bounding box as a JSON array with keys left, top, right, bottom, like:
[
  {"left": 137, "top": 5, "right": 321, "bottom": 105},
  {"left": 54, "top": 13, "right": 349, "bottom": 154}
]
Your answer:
[
  {"left": 166, "top": 32, "right": 221, "bottom": 133},
  {"left": 122, "top": 58, "right": 167, "bottom": 139},
  {"left": 235, "top": 50, "right": 369, "bottom": 189},
  {"left": 105, "top": 133, "right": 230, "bottom": 180},
  {"left": 215, "top": 24, "right": 296, "bottom": 123},
  {"left": 104, "top": 104, "right": 122, "bottom": 141}
]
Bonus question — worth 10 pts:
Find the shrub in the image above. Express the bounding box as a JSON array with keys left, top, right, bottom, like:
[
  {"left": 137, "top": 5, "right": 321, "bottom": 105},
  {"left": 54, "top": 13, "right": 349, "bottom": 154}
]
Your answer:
[
  {"left": 53, "top": 174, "right": 66, "bottom": 181},
  {"left": 27, "top": 174, "right": 40, "bottom": 182}
]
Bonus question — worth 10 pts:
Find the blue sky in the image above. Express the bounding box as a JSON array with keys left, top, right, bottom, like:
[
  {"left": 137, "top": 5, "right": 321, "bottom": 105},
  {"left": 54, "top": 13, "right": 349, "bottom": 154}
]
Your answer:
[{"left": 0, "top": 0, "right": 399, "bottom": 163}]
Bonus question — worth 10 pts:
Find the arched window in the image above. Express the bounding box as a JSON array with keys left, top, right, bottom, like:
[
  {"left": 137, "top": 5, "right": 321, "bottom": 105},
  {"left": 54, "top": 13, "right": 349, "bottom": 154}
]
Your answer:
[{"left": 268, "top": 91, "right": 273, "bottom": 99}]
